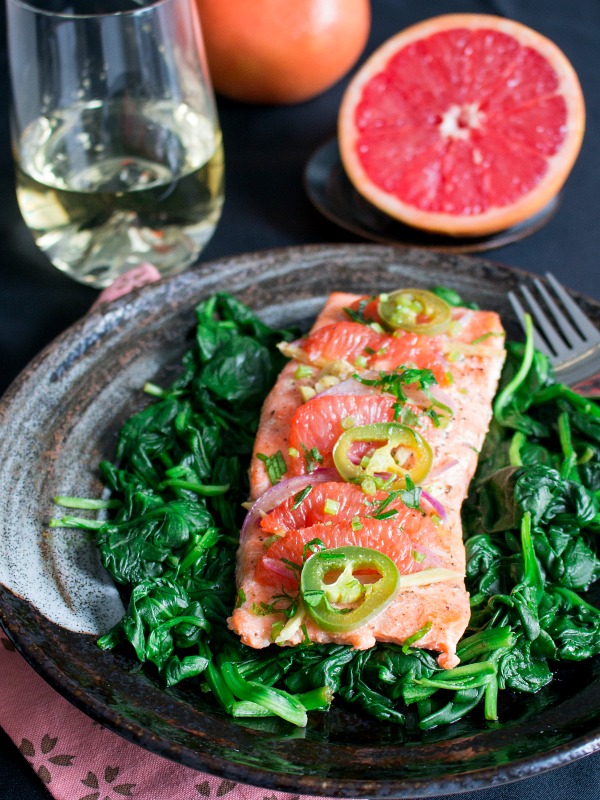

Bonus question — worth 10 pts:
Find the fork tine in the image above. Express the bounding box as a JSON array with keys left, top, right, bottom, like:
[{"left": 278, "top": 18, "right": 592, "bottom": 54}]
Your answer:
[
  {"left": 545, "top": 273, "right": 600, "bottom": 340},
  {"left": 507, "top": 290, "right": 551, "bottom": 356},
  {"left": 532, "top": 278, "right": 583, "bottom": 347},
  {"left": 511, "top": 275, "right": 600, "bottom": 388},
  {"left": 518, "top": 284, "right": 571, "bottom": 357}
]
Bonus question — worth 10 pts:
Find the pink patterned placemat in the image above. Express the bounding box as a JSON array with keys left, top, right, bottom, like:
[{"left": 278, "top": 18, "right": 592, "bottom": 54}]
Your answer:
[
  {"left": 0, "top": 265, "right": 344, "bottom": 800},
  {"left": 0, "top": 631, "right": 328, "bottom": 800},
  {"left": 89, "top": 263, "right": 163, "bottom": 309}
]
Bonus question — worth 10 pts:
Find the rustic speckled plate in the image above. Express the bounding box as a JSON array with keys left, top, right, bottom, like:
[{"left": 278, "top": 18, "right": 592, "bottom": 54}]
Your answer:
[{"left": 1, "top": 244, "right": 600, "bottom": 798}]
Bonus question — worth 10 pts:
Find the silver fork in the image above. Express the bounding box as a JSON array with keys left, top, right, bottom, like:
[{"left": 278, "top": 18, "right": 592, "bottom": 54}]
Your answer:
[{"left": 508, "top": 272, "right": 600, "bottom": 396}]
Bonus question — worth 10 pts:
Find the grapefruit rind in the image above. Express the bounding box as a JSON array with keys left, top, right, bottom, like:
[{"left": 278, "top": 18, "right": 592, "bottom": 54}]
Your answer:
[
  {"left": 197, "top": 0, "right": 371, "bottom": 104},
  {"left": 338, "top": 14, "right": 585, "bottom": 237}
]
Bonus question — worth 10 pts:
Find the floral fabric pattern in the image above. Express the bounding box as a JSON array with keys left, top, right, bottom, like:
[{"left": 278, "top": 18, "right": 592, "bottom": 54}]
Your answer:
[{"left": 0, "top": 632, "right": 344, "bottom": 800}]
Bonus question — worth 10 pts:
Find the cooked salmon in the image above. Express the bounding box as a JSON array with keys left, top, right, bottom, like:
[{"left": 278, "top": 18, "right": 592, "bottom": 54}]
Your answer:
[{"left": 230, "top": 291, "right": 505, "bottom": 668}]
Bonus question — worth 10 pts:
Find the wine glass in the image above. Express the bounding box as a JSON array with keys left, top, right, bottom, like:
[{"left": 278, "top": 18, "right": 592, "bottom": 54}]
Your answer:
[{"left": 6, "top": 0, "right": 224, "bottom": 288}]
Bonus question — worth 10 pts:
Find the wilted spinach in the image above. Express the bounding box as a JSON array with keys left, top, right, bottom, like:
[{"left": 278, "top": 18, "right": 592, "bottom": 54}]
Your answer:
[{"left": 52, "top": 292, "right": 600, "bottom": 730}]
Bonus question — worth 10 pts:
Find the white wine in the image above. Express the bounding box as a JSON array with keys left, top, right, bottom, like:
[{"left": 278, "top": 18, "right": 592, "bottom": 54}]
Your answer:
[{"left": 15, "top": 100, "right": 224, "bottom": 287}]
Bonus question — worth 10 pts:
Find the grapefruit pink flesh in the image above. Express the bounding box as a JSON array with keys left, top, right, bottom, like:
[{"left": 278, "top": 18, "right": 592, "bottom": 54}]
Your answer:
[
  {"left": 338, "top": 14, "right": 585, "bottom": 236},
  {"left": 292, "top": 320, "right": 450, "bottom": 383}
]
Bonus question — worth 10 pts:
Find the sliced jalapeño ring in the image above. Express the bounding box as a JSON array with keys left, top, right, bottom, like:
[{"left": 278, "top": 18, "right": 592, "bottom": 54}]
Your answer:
[
  {"left": 378, "top": 288, "right": 451, "bottom": 335},
  {"left": 300, "top": 545, "right": 401, "bottom": 632},
  {"left": 333, "top": 422, "right": 432, "bottom": 489}
]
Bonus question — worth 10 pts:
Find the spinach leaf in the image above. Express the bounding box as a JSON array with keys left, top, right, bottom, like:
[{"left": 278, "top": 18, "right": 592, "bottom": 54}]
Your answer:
[{"left": 498, "top": 640, "right": 552, "bottom": 692}]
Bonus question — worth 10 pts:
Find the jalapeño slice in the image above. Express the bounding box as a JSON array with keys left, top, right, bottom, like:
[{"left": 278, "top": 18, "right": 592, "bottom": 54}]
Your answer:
[
  {"left": 378, "top": 289, "right": 451, "bottom": 335},
  {"left": 300, "top": 545, "right": 401, "bottom": 632},
  {"left": 333, "top": 422, "right": 432, "bottom": 489}
]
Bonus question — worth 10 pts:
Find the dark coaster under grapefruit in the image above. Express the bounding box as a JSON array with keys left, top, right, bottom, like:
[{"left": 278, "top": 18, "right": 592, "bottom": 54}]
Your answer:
[{"left": 304, "top": 137, "right": 560, "bottom": 254}]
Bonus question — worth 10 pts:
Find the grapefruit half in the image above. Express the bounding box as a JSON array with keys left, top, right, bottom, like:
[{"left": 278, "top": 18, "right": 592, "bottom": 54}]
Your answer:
[{"left": 338, "top": 14, "right": 585, "bottom": 236}]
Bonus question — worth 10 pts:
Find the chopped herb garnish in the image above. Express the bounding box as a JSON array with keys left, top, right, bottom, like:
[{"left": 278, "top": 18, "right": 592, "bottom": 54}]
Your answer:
[
  {"left": 343, "top": 298, "right": 371, "bottom": 325},
  {"left": 302, "top": 538, "right": 326, "bottom": 562},
  {"left": 281, "top": 558, "right": 302, "bottom": 577},
  {"left": 270, "top": 621, "right": 284, "bottom": 641},
  {"left": 316, "top": 551, "right": 346, "bottom": 560},
  {"left": 257, "top": 450, "right": 287, "bottom": 485},
  {"left": 370, "top": 492, "right": 396, "bottom": 516},
  {"left": 400, "top": 475, "right": 422, "bottom": 511},
  {"left": 302, "top": 589, "right": 326, "bottom": 607},
  {"left": 259, "top": 590, "right": 298, "bottom": 618},
  {"left": 235, "top": 588, "right": 246, "bottom": 607},
  {"left": 301, "top": 443, "right": 324, "bottom": 473},
  {"left": 471, "top": 331, "right": 503, "bottom": 345},
  {"left": 292, "top": 484, "right": 313, "bottom": 509},
  {"left": 431, "top": 286, "right": 479, "bottom": 309},
  {"left": 372, "top": 509, "right": 399, "bottom": 520},
  {"left": 263, "top": 534, "right": 281, "bottom": 549},
  {"left": 294, "top": 364, "right": 314, "bottom": 379},
  {"left": 398, "top": 406, "right": 420, "bottom": 427},
  {"left": 354, "top": 367, "right": 441, "bottom": 422},
  {"left": 323, "top": 498, "right": 340, "bottom": 515},
  {"left": 361, "top": 477, "right": 377, "bottom": 495},
  {"left": 368, "top": 490, "right": 403, "bottom": 519},
  {"left": 425, "top": 407, "right": 443, "bottom": 428},
  {"left": 402, "top": 621, "right": 433, "bottom": 653}
]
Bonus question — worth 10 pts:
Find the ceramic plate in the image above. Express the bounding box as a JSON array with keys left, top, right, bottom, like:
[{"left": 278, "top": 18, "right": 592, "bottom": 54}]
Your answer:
[
  {"left": 304, "top": 139, "right": 560, "bottom": 254},
  {"left": 1, "top": 244, "right": 600, "bottom": 798}
]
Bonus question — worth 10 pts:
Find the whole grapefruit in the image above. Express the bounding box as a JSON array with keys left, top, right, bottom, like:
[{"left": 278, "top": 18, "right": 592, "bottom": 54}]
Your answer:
[
  {"left": 196, "top": 0, "right": 371, "bottom": 105},
  {"left": 338, "top": 14, "right": 585, "bottom": 236}
]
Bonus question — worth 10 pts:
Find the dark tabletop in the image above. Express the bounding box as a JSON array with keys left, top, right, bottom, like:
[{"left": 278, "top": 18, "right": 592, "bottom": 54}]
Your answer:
[{"left": 1, "top": 0, "right": 600, "bottom": 798}]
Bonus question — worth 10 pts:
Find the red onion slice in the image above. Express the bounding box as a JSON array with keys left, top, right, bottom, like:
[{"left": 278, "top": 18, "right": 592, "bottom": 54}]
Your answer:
[
  {"left": 313, "top": 372, "right": 457, "bottom": 419},
  {"left": 403, "top": 384, "right": 457, "bottom": 416},
  {"left": 314, "top": 377, "right": 380, "bottom": 398},
  {"left": 428, "top": 384, "right": 457, "bottom": 414},
  {"left": 452, "top": 308, "right": 475, "bottom": 328},
  {"left": 262, "top": 557, "right": 295, "bottom": 579},
  {"left": 428, "top": 458, "right": 459, "bottom": 479},
  {"left": 240, "top": 468, "right": 339, "bottom": 540},
  {"left": 420, "top": 489, "right": 448, "bottom": 523},
  {"left": 411, "top": 546, "right": 445, "bottom": 570}
]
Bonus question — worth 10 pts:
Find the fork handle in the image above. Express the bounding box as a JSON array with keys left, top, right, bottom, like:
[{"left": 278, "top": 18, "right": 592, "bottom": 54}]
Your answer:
[{"left": 571, "top": 373, "right": 600, "bottom": 397}]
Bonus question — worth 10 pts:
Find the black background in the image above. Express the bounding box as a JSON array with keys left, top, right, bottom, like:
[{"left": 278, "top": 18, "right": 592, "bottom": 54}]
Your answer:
[{"left": 1, "top": 0, "right": 600, "bottom": 797}]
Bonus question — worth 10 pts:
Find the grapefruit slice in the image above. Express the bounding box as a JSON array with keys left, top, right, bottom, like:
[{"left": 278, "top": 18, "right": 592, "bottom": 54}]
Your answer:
[
  {"left": 258, "top": 519, "right": 419, "bottom": 586},
  {"left": 338, "top": 14, "right": 585, "bottom": 236},
  {"left": 288, "top": 394, "right": 397, "bottom": 475},
  {"left": 255, "top": 482, "right": 446, "bottom": 590},
  {"left": 293, "top": 320, "right": 449, "bottom": 382},
  {"left": 260, "top": 481, "right": 415, "bottom": 533}
]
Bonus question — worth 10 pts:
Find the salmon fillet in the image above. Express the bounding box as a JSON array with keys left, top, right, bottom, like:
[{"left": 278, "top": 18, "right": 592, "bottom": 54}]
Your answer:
[{"left": 229, "top": 291, "right": 506, "bottom": 668}]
